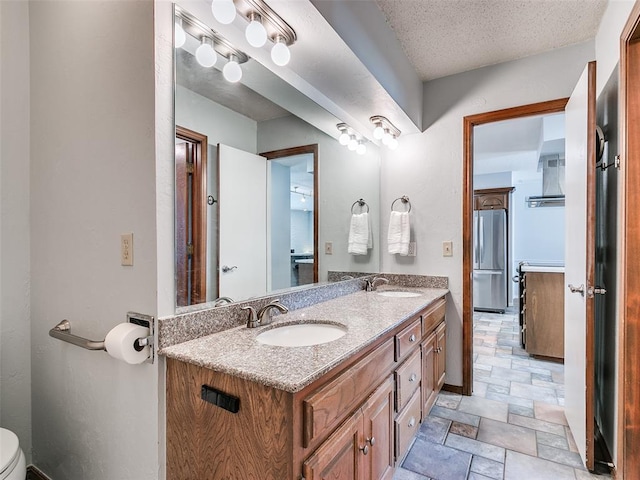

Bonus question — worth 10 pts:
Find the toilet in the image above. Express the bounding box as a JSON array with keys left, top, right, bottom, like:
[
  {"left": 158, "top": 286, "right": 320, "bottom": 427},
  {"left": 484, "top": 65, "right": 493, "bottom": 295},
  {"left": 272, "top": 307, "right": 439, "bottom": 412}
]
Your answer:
[{"left": 0, "top": 428, "right": 26, "bottom": 480}]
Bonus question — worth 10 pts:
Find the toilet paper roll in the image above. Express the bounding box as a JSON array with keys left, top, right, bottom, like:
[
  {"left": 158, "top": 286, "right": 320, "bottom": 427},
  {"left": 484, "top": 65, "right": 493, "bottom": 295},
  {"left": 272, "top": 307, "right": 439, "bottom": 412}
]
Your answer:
[{"left": 105, "top": 323, "right": 150, "bottom": 364}]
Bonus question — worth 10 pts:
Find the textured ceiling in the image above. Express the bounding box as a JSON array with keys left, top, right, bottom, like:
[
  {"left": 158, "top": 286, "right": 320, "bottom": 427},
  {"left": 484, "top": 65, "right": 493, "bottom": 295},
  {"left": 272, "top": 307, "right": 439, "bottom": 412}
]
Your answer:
[{"left": 374, "top": 0, "right": 607, "bottom": 81}]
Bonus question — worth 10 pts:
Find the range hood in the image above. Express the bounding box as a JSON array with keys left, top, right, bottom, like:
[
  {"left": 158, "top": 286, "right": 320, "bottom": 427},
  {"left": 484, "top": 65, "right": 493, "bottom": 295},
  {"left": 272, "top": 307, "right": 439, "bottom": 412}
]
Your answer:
[{"left": 526, "top": 154, "right": 565, "bottom": 207}]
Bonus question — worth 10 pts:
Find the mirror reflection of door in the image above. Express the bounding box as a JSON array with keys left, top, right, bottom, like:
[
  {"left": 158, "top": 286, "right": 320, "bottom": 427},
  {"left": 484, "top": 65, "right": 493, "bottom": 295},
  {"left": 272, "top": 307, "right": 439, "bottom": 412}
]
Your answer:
[
  {"left": 262, "top": 145, "right": 318, "bottom": 289},
  {"left": 175, "top": 126, "right": 208, "bottom": 306}
]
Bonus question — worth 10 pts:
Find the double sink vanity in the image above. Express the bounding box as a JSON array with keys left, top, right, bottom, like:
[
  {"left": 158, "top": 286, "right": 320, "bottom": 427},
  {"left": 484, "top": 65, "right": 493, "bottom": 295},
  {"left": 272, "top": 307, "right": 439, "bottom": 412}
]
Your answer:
[{"left": 160, "top": 275, "right": 448, "bottom": 480}]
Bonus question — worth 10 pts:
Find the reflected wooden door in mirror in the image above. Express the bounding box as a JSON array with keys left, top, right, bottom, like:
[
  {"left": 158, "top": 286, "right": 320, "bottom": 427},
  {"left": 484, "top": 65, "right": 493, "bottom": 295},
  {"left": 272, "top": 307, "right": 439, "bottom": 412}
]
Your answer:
[{"left": 176, "top": 126, "right": 209, "bottom": 306}]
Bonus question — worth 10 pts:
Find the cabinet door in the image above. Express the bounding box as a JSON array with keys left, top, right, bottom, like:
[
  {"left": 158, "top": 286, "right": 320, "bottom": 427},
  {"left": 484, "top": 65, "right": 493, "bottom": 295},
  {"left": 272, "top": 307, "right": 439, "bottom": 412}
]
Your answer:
[
  {"left": 435, "top": 323, "right": 446, "bottom": 391},
  {"left": 421, "top": 332, "right": 437, "bottom": 415},
  {"left": 362, "top": 377, "right": 394, "bottom": 480},
  {"left": 303, "top": 410, "right": 363, "bottom": 480}
]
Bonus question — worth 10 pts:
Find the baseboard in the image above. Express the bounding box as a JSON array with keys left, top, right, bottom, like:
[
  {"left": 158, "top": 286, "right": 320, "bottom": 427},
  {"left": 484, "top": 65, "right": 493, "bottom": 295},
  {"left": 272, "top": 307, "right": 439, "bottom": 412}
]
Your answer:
[
  {"left": 27, "top": 465, "right": 52, "bottom": 480},
  {"left": 442, "top": 383, "right": 463, "bottom": 394}
]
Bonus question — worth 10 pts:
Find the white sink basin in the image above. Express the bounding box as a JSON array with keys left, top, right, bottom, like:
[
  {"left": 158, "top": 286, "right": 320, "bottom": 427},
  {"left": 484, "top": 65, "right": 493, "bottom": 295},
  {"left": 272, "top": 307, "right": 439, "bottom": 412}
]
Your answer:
[
  {"left": 256, "top": 322, "right": 347, "bottom": 347},
  {"left": 376, "top": 290, "right": 423, "bottom": 298}
]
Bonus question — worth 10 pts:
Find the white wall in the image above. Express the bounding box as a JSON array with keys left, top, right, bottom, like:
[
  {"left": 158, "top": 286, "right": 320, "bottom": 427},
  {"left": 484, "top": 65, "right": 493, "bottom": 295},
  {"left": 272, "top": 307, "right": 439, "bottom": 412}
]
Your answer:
[
  {"left": 474, "top": 172, "right": 512, "bottom": 190},
  {"left": 270, "top": 162, "right": 292, "bottom": 290},
  {"left": 381, "top": 41, "right": 595, "bottom": 386},
  {"left": 0, "top": 0, "right": 32, "bottom": 462},
  {"left": 257, "top": 115, "right": 381, "bottom": 280},
  {"left": 511, "top": 172, "right": 565, "bottom": 298},
  {"left": 175, "top": 85, "right": 258, "bottom": 153},
  {"left": 291, "top": 210, "right": 314, "bottom": 254},
  {"left": 30, "top": 2, "right": 159, "bottom": 479}
]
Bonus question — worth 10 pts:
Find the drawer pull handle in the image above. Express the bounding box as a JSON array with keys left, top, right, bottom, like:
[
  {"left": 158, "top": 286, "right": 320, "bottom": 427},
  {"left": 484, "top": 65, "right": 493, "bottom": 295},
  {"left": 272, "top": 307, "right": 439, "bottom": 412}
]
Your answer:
[
  {"left": 359, "top": 445, "right": 369, "bottom": 455},
  {"left": 408, "top": 417, "right": 416, "bottom": 428},
  {"left": 367, "top": 437, "right": 376, "bottom": 446},
  {"left": 409, "top": 334, "right": 416, "bottom": 342},
  {"left": 409, "top": 373, "right": 417, "bottom": 382}
]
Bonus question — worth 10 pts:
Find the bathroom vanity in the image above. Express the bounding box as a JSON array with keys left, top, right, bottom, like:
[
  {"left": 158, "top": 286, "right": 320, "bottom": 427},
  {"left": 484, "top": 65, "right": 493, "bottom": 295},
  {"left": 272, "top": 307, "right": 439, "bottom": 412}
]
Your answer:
[{"left": 161, "top": 285, "right": 447, "bottom": 480}]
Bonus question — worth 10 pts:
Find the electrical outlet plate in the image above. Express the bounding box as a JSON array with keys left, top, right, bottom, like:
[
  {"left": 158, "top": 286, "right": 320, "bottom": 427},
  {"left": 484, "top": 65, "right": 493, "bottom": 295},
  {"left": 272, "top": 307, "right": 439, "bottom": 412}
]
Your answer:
[
  {"left": 121, "top": 233, "right": 133, "bottom": 266},
  {"left": 408, "top": 242, "right": 417, "bottom": 256},
  {"left": 443, "top": 241, "right": 453, "bottom": 257},
  {"left": 325, "top": 242, "right": 333, "bottom": 255}
]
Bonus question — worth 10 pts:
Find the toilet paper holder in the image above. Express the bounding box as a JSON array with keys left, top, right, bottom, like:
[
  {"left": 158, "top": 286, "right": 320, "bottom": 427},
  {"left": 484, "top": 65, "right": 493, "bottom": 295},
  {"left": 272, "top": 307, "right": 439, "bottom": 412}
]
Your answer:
[{"left": 49, "top": 312, "right": 155, "bottom": 364}]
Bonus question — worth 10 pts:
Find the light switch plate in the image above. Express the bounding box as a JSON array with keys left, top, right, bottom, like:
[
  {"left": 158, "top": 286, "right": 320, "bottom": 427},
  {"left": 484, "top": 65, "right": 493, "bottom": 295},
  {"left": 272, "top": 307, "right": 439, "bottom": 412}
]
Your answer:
[
  {"left": 325, "top": 242, "right": 333, "bottom": 255},
  {"left": 443, "top": 241, "right": 453, "bottom": 257},
  {"left": 121, "top": 233, "right": 133, "bottom": 266}
]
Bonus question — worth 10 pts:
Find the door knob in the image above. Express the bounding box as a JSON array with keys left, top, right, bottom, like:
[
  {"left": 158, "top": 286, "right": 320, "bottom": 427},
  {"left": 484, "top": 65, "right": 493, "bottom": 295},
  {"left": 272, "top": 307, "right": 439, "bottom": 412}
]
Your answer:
[
  {"left": 568, "top": 284, "right": 585, "bottom": 296},
  {"left": 359, "top": 444, "right": 369, "bottom": 455},
  {"left": 366, "top": 437, "right": 376, "bottom": 446},
  {"left": 221, "top": 265, "right": 238, "bottom": 273}
]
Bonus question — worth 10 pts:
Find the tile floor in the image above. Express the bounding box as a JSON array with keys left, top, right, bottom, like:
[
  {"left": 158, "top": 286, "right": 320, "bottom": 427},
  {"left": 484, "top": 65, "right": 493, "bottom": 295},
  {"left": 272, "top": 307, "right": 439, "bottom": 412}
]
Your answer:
[{"left": 394, "top": 310, "right": 611, "bottom": 480}]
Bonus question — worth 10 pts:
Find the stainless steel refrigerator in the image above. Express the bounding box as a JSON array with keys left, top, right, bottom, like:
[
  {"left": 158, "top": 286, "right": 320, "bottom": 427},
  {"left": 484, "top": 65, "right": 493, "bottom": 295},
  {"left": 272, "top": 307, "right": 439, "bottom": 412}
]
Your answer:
[{"left": 473, "top": 209, "right": 508, "bottom": 313}]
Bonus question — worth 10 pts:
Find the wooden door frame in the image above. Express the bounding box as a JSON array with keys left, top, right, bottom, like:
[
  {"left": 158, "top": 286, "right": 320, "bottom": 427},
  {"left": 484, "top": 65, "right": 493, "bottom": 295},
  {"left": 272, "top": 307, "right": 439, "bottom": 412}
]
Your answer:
[
  {"left": 176, "top": 125, "right": 208, "bottom": 305},
  {"left": 462, "top": 99, "right": 569, "bottom": 395},
  {"left": 260, "top": 144, "right": 319, "bottom": 284},
  {"left": 618, "top": 2, "right": 640, "bottom": 477}
]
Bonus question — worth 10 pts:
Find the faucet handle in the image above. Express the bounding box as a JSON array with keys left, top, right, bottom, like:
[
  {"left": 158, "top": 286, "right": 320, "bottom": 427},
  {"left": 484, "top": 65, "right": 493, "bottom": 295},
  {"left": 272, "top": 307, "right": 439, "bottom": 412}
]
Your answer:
[{"left": 242, "top": 306, "right": 259, "bottom": 328}]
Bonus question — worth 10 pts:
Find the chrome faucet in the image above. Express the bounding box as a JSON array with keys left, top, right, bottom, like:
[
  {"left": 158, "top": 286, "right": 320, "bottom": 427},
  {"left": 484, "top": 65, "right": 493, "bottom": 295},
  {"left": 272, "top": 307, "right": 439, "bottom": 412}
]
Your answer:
[
  {"left": 213, "top": 296, "right": 234, "bottom": 307},
  {"left": 243, "top": 299, "right": 289, "bottom": 328},
  {"left": 365, "top": 277, "right": 390, "bottom": 292}
]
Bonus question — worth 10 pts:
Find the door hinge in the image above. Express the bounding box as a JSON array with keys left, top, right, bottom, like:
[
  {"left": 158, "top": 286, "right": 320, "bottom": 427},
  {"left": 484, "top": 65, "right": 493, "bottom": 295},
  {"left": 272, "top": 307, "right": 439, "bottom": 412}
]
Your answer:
[{"left": 187, "top": 243, "right": 194, "bottom": 257}]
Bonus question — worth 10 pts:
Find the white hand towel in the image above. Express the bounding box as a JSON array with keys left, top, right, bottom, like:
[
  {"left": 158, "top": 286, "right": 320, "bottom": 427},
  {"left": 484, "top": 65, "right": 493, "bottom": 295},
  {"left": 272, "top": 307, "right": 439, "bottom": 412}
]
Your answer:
[
  {"left": 348, "top": 212, "right": 370, "bottom": 255},
  {"left": 387, "top": 211, "right": 410, "bottom": 255}
]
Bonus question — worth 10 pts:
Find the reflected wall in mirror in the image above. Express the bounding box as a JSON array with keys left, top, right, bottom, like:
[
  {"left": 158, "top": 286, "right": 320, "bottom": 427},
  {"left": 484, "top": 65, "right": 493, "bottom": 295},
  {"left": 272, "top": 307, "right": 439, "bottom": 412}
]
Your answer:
[{"left": 174, "top": 5, "right": 381, "bottom": 310}]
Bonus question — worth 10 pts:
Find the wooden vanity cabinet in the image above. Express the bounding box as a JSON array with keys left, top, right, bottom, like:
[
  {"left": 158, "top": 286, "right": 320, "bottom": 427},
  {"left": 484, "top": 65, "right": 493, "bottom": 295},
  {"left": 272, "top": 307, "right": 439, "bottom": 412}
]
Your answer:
[
  {"left": 166, "top": 296, "right": 447, "bottom": 480},
  {"left": 303, "top": 376, "right": 395, "bottom": 480},
  {"left": 420, "top": 299, "right": 447, "bottom": 415}
]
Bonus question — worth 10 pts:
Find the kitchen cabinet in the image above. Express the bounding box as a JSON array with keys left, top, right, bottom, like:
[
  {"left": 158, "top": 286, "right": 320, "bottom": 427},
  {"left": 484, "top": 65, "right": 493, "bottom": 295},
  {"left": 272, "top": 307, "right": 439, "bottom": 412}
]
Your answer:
[
  {"left": 166, "top": 296, "right": 447, "bottom": 480},
  {"left": 520, "top": 266, "right": 564, "bottom": 360},
  {"left": 474, "top": 187, "right": 514, "bottom": 211}
]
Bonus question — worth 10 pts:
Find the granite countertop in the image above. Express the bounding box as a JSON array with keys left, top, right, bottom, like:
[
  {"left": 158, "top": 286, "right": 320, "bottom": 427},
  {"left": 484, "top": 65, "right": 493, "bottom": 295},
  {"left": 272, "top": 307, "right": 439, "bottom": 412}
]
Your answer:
[{"left": 160, "top": 286, "right": 448, "bottom": 393}]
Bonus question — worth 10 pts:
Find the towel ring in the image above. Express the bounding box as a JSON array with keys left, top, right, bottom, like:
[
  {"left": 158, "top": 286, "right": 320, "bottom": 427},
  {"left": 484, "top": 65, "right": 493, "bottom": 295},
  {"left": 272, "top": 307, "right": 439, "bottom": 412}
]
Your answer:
[
  {"left": 391, "top": 195, "right": 411, "bottom": 213},
  {"left": 351, "top": 198, "right": 369, "bottom": 214}
]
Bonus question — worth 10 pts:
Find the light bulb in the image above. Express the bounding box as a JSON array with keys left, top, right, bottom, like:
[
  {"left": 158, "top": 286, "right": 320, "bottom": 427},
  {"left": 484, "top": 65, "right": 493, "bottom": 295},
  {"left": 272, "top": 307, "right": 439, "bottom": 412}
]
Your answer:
[
  {"left": 348, "top": 136, "right": 358, "bottom": 151},
  {"left": 174, "top": 20, "right": 186, "bottom": 48},
  {"left": 223, "top": 56, "right": 242, "bottom": 83},
  {"left": 382, "top": 129, "right": 392, "bottom": 145},
  {"left": 373, "top": 124, "right": 384, "bottom": 140},
  {"left": 271, "top": 37, "right": 291, "bottom": 66},
  {"left": 211, "top": 0, "right": 236, "bottom": 24},
  {"left": 195, "top": 38, "right": 217, "bottom": 68},
  {"left": 301, "top": 195, "right": 306, "bottom": 203},
  {"left": 388, "top": 136, "right": 399, "bottom": 150},
  {"left": 245, "top": 13, "right": 267, "bottom": 48},
  {"left": 356, "top": 141, "right": 366, "bottom": 155},
  {"left": 339, "top": 132, "right": 350, "bottom": 145}
]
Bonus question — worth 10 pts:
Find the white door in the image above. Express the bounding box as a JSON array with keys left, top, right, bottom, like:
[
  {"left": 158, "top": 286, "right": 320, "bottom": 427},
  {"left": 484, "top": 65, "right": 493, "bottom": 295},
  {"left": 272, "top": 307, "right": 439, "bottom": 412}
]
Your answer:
[
  {"left": 564, "top": 61, "right": 596, "bottom": 470},
  {"left": 218, "top": 144, "right": 267, "bottom": 300}
]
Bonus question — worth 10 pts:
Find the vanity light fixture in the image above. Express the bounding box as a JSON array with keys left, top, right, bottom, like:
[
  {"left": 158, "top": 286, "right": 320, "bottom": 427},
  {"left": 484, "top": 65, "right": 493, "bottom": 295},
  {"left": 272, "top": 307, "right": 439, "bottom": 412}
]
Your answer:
[
  {"left": 211, "top": 0, "right": 236, "bottom": 25},
  {"left": 195, "top": 37, "right": 218, "bottom": 67},
  {"left": 175, "top": 7, "right": 249, "bottom": 84},
  {"left": 175, "top": 18, "right": 186, "bottom": 48},
  {"left": 245, "top": 12, "right": 268, "bottom": 47},
  {"left": 271, "top": 35, "right": 291, "bottom": 66},
  {"left": 223, "top": 54, "right": 243, "bottom": 82},
  {"left": 370, "top": 115, "right": 401, "bottom": 151},
  {"left": 213, "top": 0, "right": 296, "bottom": 67},
  {"left": 336, "top": 123, "right": 368, "bottom": 156}
]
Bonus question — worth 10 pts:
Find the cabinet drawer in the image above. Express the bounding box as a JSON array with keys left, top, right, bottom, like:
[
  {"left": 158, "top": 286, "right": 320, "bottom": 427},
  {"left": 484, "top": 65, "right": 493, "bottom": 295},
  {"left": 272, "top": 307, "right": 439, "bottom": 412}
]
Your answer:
[
  {"left": 396, "top": 318, "right": 421, "bottom": 361},
  {"left": 303, "top": 338, "right": 395, "bottom": 448},
  {"left": 422, "top": 299, "right": 446, "bottom": 337},
  {"left": 395, "top": 389, "right": 421, "bottom": 460},
  {"left": 395, "top": 349, "right": 421, "bottom": 412}
]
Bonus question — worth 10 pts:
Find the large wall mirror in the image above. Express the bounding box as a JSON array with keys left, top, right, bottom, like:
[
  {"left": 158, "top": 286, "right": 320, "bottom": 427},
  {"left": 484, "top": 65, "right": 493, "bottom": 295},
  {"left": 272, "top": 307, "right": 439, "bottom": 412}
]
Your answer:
[{"left": 174, "top": 4, "right": 381, "bottom": 310}]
